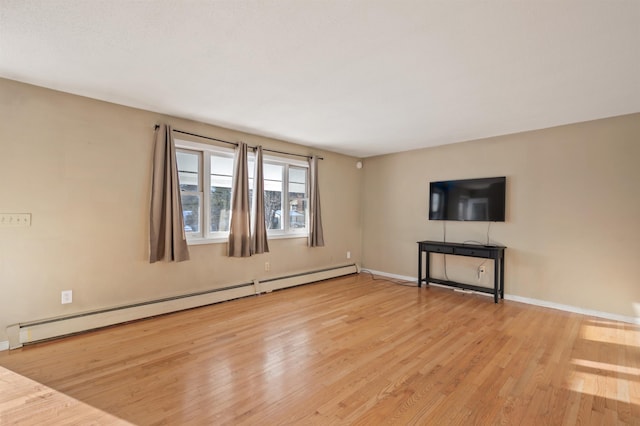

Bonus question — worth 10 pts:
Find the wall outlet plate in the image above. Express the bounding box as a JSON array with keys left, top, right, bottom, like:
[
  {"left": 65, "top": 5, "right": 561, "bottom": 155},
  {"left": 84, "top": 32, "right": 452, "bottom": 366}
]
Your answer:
[{"left": 61, "top": 290, "right": 73, "bottom": 304}]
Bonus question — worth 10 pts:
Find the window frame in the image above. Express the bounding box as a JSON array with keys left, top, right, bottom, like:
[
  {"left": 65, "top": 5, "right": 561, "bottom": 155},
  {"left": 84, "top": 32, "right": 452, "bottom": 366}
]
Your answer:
[
  {"left": 175, "top": 148, "right": 203, "bottom": 238},
  {"left": 261, "top": 155, "right": 310, "bottom": 239},
  {"left": 175, "top": 138, "right": 309, "bottom": 245},
  {"left": 207, "top": 149, "right": 235, "bottom": 241}
]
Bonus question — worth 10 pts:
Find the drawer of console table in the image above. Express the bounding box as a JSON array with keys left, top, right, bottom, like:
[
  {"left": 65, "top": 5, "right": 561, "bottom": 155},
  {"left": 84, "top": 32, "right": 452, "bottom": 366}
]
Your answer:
[
  {"left": 421, "top": 244, "right": 454, "bottom": 254},
  {"left": 453, "top": 247, "right": 492, "bottom": 257}
]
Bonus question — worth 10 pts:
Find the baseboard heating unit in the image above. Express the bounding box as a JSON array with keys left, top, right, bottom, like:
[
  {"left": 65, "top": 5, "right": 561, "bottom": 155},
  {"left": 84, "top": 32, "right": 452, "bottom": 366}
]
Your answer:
[{"left": 7, "top": 263, "right": 357, "bottom": 350}]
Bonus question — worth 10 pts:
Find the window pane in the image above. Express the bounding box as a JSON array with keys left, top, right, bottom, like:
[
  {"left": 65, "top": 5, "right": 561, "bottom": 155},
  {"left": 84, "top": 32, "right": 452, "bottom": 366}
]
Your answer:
[
  {"left": 177, "top": 151, "right": 200, "bottom": 191},
  {"left": 211, "top": 154, "right": 233, "bottom": 232},
  {"left": 263, "top": 162, "right": 282, "bottom": 182},
  {"left": 289, "top": 167, "right": 306, "bottom": 184},
  {"left": 288, "top": 167, "right": 307, "bottom": 229},
  {"left": 181, "top": 194, "right": 200, "bottom": 233},
  {"left": 210, "top": 186, "right": 231, "bottom": 232},
  {"left": 264, "top": 163, "right": 283, "bottom": 230},
  {"left": 211, "top": 154, "right": 233, "bottom": 176}
]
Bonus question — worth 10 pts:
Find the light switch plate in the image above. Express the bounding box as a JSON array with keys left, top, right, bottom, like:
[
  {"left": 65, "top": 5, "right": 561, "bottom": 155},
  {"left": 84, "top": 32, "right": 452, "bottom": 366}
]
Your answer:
[{"left": 0, "top": 213, "right": 31, "bottom": 227}]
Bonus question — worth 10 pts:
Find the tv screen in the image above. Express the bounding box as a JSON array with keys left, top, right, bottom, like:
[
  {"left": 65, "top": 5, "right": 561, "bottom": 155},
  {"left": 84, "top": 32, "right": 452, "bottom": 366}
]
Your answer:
[{"left": 429, "top": 177, "right": 506, "bottom": 222}]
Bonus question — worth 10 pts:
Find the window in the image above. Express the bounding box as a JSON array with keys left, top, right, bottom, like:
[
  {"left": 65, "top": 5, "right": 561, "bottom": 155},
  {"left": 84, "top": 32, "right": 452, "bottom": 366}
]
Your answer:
[
  {"left": 263, "top": 162, "right": 308, "bottom": 235},
  {"left": 288, "top": 166, "right": 308, "bottom": 230},
  {"left": 176, "top": 150, "right": 202, "bottom": 234},
  {"left": 175, "top": 139, "right": 308, "bottom": 244},
  {"left": 264, "top": 163, "right": 283, "bottom": 230},
  {"left": 209, "top": 153, "right": 233, "bottom": 233}
]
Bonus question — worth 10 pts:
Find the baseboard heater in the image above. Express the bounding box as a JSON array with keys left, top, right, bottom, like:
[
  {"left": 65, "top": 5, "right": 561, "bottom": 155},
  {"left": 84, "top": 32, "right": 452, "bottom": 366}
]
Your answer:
[{"left": 7, "top": 263, "right": 358, "bottom": 349}]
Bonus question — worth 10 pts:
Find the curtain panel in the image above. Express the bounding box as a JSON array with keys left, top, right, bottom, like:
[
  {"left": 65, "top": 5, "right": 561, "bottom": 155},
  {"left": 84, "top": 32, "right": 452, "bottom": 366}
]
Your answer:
[
  {"left": 228, "top": 142, "right": 252, "bottom": 257},
  {"left": 251, "top": 146, "right": 269, "bottom": 254},
  {"left": 308, "top": 155, "right": 325, "bottom": 247},
  {"left": 149, "top": 124, "right": 190, "bottom": 263}
]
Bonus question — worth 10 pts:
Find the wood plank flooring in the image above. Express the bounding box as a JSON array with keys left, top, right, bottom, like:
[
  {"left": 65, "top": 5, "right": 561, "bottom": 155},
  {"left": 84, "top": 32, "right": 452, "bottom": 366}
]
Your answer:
[{"left": 1, "top": 273, "right": 639, "bottom": 425}]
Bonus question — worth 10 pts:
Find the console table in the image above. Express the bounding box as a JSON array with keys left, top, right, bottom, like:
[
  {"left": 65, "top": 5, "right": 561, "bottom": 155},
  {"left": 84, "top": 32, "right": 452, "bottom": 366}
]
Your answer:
[{"left": 417, "top": 241, "right": 506, "bottom": 303}]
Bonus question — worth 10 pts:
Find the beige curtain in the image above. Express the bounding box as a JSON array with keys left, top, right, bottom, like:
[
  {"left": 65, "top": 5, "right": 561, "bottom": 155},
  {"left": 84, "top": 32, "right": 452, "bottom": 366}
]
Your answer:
[
  {"left": 149, "top": 124, "right": 190, "bottom": 263},
  {"left": 228, "top": 142, "right": 251, "bottom": 257},
  {"left": 251, "top": 146, "right": 269, "bottom": 254},
  {"left": 308, "top": 155, "right": 325, "bottom": 247}
]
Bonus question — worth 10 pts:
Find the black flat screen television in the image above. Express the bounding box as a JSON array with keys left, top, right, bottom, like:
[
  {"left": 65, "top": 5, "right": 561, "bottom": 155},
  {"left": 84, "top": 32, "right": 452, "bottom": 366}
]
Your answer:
[{"left": 429, "top": 177, "right": 506, "bottom": 222}]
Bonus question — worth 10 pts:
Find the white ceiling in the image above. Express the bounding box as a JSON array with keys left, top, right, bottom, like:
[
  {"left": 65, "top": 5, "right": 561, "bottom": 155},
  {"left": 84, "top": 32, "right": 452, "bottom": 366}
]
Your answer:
[{"left": 1, "top": 1, "right": 638, "bottom": 157}]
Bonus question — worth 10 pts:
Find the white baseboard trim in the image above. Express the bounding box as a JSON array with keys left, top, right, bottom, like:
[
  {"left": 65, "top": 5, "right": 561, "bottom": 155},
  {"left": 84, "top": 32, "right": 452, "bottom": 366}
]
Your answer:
[
  {"left": 504, "top": 294, "right": 640, "bottom": 325},
  {"left": 361, "top": 269, "right": 491, "bottom": 297},
  {"left": 0, "top": 340, "right": 8, "bottom": 352},
  {"left": 363, "top": 269, "right": 640, "bottom": 325},
  {"left": 7, "top": 264, "right": 358, "bottom": 350},
  {"left": 360, "top": 269, "right": 417, "bottom": 283}
]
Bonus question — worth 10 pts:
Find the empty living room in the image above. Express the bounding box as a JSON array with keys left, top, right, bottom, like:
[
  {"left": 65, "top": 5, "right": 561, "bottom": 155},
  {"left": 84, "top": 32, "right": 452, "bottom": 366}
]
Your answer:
[{"left": 1, "top": 1, "right": 639, "bottom": 425}]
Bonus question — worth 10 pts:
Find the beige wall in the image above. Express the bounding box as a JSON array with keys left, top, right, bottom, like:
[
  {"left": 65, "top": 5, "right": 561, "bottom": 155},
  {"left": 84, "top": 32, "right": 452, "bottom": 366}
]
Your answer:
[
  {"left": 0, "top": 78, "right": 363, "bottom": 343},
  {"left": 1, "top": 76, "right": 638, "bottom": 346},
  {"left": 361, "top": 113, "right": 640, "bottom": 319}
]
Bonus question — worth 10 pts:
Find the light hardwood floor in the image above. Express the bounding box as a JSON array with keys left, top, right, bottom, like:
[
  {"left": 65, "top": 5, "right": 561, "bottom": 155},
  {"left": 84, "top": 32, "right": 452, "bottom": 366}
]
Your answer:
[{"left": 1, "top": 273, "right": 639, "bottom": 425}]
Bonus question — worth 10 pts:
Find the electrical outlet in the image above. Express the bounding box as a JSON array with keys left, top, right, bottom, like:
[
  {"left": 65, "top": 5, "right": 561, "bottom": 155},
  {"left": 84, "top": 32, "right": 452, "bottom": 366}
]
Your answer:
[
  {"left": 264, "top": 262, "right": 270, "bottom": 272},
  {"left": 346, "top": 251, "right": 351, "bottom": 259},
  {"left": 477, "top": 265, "right": 486, "bottom": 281},
  {"left": 61, "top": 290, "right": 73, "bottom": 304}
]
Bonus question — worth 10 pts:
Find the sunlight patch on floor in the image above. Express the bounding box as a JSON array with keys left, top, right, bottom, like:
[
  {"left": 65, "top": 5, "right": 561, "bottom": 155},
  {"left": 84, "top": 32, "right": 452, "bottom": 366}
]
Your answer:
[
  {"left": 566, "top": 363, "right": 631, "bottom": 405},
  {"left": 0, "top": 366, "right": 131, "bottom": 425},
  {"left": 565, "top": 318, "right": 640, "bottom": 408},
  {"left": 579, "top": 321, "right": 640, "bottom": 347},
  {"left": 572, "top": 359, "right": 640, "bottom": 378}
]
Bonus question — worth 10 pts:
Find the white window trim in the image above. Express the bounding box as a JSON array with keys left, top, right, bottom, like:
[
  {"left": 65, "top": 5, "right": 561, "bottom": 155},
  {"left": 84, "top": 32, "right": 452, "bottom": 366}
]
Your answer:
[
  {"left": 175, "top": 139, "right": 310, "bottom": 245},
  {"left": 262, "top": 154, "right": 309, "bottom": 238}
]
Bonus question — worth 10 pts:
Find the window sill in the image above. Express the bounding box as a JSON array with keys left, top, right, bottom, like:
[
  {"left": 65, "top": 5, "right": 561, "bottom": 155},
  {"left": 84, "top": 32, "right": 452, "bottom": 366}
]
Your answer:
[
  {"left": 186, "top": 232, "right": 308, "bottom": 246},
  {"left": 186, "top": 236, "right": 228, "bottom": 245},
  {"left": 268, "top": 232, "right": 308, "bottom": 241}
]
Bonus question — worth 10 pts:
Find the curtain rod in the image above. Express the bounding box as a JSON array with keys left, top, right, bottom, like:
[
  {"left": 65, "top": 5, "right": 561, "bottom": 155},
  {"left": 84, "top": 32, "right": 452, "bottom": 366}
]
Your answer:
[{"left": 154, "top": 125, "right": 323, "bottom": 161}]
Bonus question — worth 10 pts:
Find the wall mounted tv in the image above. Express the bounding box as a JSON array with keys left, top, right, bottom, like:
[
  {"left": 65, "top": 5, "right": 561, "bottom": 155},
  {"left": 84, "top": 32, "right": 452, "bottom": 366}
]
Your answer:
[{"left": 429, "top": 177, "right": 506, "bottom": 222}]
